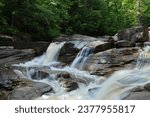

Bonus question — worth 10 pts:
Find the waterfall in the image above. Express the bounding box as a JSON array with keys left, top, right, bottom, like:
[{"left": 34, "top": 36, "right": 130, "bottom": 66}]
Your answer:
[
  {"left": 13, "top": 40, "right": 150, "bottom": 100},
  {"left": 37, "top": 46, "right": 150, "bottom": 100},
  {"left": 43, "top": 42, "right": 65, "bottom": 64},
  {"left": 16, "top": 42, "right": 65, "bottom": 67},
  {"left": 71, "top": 46, "right": 93, "bottom": 69},
  {"left": 94, "top": 46, "right": 150, "bottom": 99},
  {"left": 136, "top": 46, "right": 150, "bottom": 69},
  {"left": 12, "top": 42, "right": 66, "bottom": 90}
]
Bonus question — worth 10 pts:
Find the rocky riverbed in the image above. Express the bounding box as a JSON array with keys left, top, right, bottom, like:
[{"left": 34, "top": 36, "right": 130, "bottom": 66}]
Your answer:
[{"left": 0, "top": 26, "right": 150, "bottom": 100}]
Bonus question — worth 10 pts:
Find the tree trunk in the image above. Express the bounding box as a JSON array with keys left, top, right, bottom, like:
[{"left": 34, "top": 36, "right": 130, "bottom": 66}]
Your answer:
[{"left": 137, "top": 0, "right": 142, "bottom": 26}]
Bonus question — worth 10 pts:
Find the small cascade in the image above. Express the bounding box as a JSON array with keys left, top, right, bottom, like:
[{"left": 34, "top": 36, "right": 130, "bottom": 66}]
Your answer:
[
  {"left": 18, "top": 42, "right": 65, "bottom": 67},
  {"left": 71, "top": 46, "right": 93, "bottom": 69},
  {"left": 43, "top": 42, "right": 65, "bottom": 64},
  {"left": 136, "top": 46, "right": 150, "bottom": 69}
]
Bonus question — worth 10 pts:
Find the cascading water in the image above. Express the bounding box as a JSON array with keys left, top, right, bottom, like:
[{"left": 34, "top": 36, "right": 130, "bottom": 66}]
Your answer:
[
  {"left": 13, "top": 42, "right": 66, "bottom": 93},
  {"left": 37, "top": 46, "right": 150, "bottom": 100},
  {"left": 13, "top": 40, "right": 150, "bottom": 100},
  {"left": 43, "top": 42, "right": 65, "bottom": 64},
  {"left": 136, "top": 46, "right": 150, "bottom": 69},
  {"left": 15, "top": 42, "right": 65, "bottom": 67},
  {"left": 13, "top": 41, "right": 102, "bottom": 97},
  {"left": 71, "top": 46, "right": 93, "bottom": 69},
  {"left": 94, "top": 46, "right": 150, "bottom": 99}
]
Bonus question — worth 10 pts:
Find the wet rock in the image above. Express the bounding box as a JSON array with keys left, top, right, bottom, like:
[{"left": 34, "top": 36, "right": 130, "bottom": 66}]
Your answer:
[
  {"left": 61, "top": 73, "right": 71, "bottom": 78},
  {"left": 58, "top": 78, "right": 79, "bottom": 92},
  {"left": 9, "top": 82, "right": 53, "bottom": 100},
  {"left": 70, "top": 34, "right": 97, "bottom": 41},
  {"left": 88, "top": 87, "right": 101, "bottom": 96},
  {"left": 0, "top": 49, "right": 21, "bottom": 59},
  {"left": 88, "top": 40, "right": 112, "bottom": 53},
  {"left": 65, "top": 81, "right": 79, "bottom": 92},
  {"left": 84, "top": 47, "right": 139, "bottom": 76},
  {"left": 0, "top": 90, "right": 10, "bottom": 100},
  {"left": 0, "top": 47, "right": 36, "bottom": 69},
  {"left": 115, "top": 40, "right": 134, "bottom": 48},
  {"left": 31, "top": 71, "right": 49, "bottom": 80},
  {"left": 130, "top": 86, "right": 145, "bottom": 92},
  {"left": 59, "top": 42, "right": 79, "bottom": 64},
  {"left": 0, "top": 41, "right": 49, "bottom": 56},
  {"left": 125, "top": 91, "right": 150, "bottom": 100},
  {"left": 117, "top": 26, "right": 149, "bottom": 43},
  {"left": 0, "top": 73, "right": 20, "bottom": 99},
  {"left": 0, "top": 74, "right": 13, "bottom": 90},
  {"left": 0, "top": 34, "right": 14, "bottom": 42},
  {"left": 144, "top": 83, "right": 150, "bottom": 91},
  {"left": 55, "top": 34, "right": 70, "bottom": 42}
]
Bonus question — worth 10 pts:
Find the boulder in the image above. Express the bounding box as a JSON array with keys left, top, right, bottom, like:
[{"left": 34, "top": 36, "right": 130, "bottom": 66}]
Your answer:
[
  {"left": 0, "top": 49, "right": 21, "bottom": 59},
  {"left": 144, "top": 83, "right": 150, "bottom": 91},
  {"left": 9, "top": 82, "right": 53, "bottom": 100},
  {"left": 0, "top": 74, "right": 13, "bottom": 90},
  {"left": 56, "top": 34, "right": 97, "bottom": 42},
  {"left": 117, "top": 26, "right": 149, "bottom": 43},
  {"left": 58, "top": 42, "right": 79, "bottom": 64},
  {"left": 55, "top": 34, "right": 70, "bottom": 42},
  {"left": 58, "top": 78, "right": 79, "bottom": 92},
  {"left": 70, "top": 34, "right": 97, "bottom": 41},
  {"left": 115, "top": 40, "right": 134, "bottom": 48},
  {"left": 31, "top": 71, "right": 49, "bottom": 80},
  {"left": 0, "top": 49, "right": 34, "bottom": 66},
  {"left": 64, "top": 81, "right": 79, "bottom": 92},
  {"left": 125, "top": 91, "right": 150, "bottom": 100},
  {"left": 0, "top": 90, "right": 10, "bottom": 100},
  {"left": 84, "top": 47, "right": 139, "bottom": 76},
  {"left": 0, "top": 41, "right": 49, "bottom": 56},
  {"left": 0, "top": 34, "right": 14, "bottom": 42},
  {"left": 88, "top": 40, "right": 112, "bottom": 53}
]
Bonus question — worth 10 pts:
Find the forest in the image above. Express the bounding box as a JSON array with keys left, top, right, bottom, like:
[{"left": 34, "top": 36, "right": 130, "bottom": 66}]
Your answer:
[{"left": 0, "top": 0, "right": 150, "bottom": 41}]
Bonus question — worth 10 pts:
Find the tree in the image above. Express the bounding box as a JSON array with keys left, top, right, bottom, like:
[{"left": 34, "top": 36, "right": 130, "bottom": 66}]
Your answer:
[
  {"left": 0, "top": 0, "right": 149, "bottom": 40},
  {"left": 1, "top": 0, "right": 69, "bottom": 40},
  {"left": 137, "top": 0, "right": 142, "bottom": 26},
  {"left": 140, "top": 0, "right": 150, "bottom": 26}
]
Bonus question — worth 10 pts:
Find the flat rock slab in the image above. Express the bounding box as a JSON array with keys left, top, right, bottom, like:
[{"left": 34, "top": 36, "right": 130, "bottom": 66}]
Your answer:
[
  {"left": 125, "top": 91, "right": 150, "bottom": 100},
  {"left": 0, "top": 49, "right": 21, "bottom": 59},
  {"left": 88, "top": 40, "right": 112, "bottom": 53},
  {"left": 9, "top": 82, "right": 53, "bottom": 100}
]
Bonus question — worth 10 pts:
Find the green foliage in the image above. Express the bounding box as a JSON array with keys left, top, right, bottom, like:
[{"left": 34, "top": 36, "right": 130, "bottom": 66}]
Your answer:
[
  {"left": 0, "top": 0, "right": 149, "bottom": 40},
  {"left": 0, "top": 0, "right": 69, "bottom": 40},
  {"left": 141, "top": 0, "right": 150, "bottom": 26}
]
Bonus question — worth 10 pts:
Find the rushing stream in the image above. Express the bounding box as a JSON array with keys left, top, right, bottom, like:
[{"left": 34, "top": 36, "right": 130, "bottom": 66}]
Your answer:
[{"left": 13, "top": 42, "right": 150, "bottom": 100}]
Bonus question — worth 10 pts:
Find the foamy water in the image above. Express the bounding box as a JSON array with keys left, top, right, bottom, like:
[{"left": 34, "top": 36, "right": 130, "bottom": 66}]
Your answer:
[{"left": 13, "top": 41, "right": 150, "bottom": 100}]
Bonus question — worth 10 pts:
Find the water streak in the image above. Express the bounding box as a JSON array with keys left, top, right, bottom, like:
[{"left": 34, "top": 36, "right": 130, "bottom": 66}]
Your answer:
[{"left": 71, "top": 46, "right": 93, "bottom": 69}]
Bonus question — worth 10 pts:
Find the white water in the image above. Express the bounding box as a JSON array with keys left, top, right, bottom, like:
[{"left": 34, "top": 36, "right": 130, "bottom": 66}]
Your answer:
[
  {"left": 16, "top": 42, "right": 65, "bottom": 67},
  {"left": 136, "top": 46, "right": 150, "bottom": 69},
  {"left": 71, "top": 46, "right": 93, "bottom": 69},
  {"left": 13, "top": 41, "right": 150, "bottom": 100},
  {"left": 38, "top": 46, "right": 150, "bottom": 100},
  {"left": 43, "top": 42, "right": 65, "bottom": 64}
]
